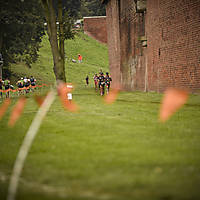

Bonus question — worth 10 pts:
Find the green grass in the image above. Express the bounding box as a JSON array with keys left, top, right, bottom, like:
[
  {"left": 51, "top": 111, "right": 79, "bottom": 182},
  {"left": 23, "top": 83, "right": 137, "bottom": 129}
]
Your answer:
[
  {"left": 9, "top": 32, "right": 108, "bottom": 87},
  {"left": 0, "top": 33, "right": 200, "bottom": 200}
]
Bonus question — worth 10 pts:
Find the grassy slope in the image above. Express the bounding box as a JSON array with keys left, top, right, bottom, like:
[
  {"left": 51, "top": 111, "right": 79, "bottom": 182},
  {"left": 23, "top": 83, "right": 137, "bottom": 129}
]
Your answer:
[
  {"left": 9, "top": 32, "right": 109, "bottom": 87},
  {"left": 0, "top": 33, "right": 200, "bottom": 200}
]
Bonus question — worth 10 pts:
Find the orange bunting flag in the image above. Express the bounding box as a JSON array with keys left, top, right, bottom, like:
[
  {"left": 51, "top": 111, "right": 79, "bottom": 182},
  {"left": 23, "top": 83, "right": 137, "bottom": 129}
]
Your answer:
[
  {"left": 31, "top": 85, "right": 36, "bottom": 89},
  {"left": 104, "top": 88, "right": 120, "bottom": 104},
  {"left": 57, "top": 82, "right": 79, "bottom": 112},
  {"left": 34, "top": 95, "right": 45, "bottom": 107},
  {"left": 0, "top": 98, "right": 11, "bottom": 120},
  {"left": 8, "top": 97, "right": 27, "bottom": 127},
  {"left": 159, "top": 88, "right": 189, "bottom": 122},
  {"left": 42, "top": 83, "right": 48, "bottom": 87}
]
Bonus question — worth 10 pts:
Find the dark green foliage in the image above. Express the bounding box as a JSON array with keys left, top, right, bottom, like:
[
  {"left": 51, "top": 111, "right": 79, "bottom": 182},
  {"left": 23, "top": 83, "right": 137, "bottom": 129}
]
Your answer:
[
  {"left": 0, "top": 0, "right": 45, "bottom": 68},
  {"left": 63, "top": 12, "right": 75, "bottom": 40},
  {"left": 52, "top": 0, "right": 82, "bottom": 40},
  {"left": 62, "top": 0, "right": 81, "bottom": 18},
  {"left": 80, "top": 0, "right": 106, "bottom": 17},
  {"left": 52, "top": 0, "right": 81, "bottom": 18}
]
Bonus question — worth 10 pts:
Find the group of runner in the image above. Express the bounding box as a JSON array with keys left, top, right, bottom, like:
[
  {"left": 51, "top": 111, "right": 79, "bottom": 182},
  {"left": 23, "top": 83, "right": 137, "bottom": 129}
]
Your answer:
[
  {"left": 0, "top": 76, "right": 37, "bottom": 98},
  {"left": 93, "top": 69, "right": 112, "bottom": 96},
  {"left": 16, "top": 76, "right": 37, "bottom": 94}
]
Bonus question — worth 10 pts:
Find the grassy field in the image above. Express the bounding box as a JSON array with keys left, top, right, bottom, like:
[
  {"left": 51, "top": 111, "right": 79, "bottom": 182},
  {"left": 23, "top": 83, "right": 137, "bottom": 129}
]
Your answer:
[
  {"left": 0, "top": 33, "right": 200, "bottom": 200},
  {"left": 9, "top": 32, "right": 108, "bottom": 86}
]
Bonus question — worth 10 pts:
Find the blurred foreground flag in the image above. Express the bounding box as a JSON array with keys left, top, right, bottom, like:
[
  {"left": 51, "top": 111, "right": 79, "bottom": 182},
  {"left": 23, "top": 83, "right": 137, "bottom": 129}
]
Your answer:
[
  {"left": 159, "top": 88, "right": 189, "bottom": 122},
  {"left": 0, "top": 98, "right": 11, "bottom": 120},
  {"left": 104, "top": 88, "right": 120, "bottom": 104},
  {"left": 8, "top": 97, "right": 27, "bottom": 127},
  {"left": 57, "top": 82, "right": 79, "bottom": 112}
]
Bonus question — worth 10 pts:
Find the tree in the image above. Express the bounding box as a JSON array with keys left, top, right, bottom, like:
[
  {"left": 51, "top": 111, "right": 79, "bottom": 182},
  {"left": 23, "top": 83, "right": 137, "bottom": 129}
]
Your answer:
[
  {"left": 0, "top": 0, "right": 45, "bottom": 77},
  {"left": 80, "top": 0, "right": 106, "bottom": 17},
  {"left": 41, "top": 0, "right": 81, "bottom": 82}
]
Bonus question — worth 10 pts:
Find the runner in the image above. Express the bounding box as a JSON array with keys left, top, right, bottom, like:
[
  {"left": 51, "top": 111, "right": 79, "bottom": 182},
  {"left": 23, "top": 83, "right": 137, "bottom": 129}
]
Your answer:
[
  {"left": 0, "top": 78, "right": 3, "bottom": 98},
  {"left": 98, "top": 72, "right": 105, "bottom": 96},
  {"left": 4, "top": 78, "right": 10, "bottom": 98},
  {"left": 93, "top": 73, "right": 98, "bottom": 91},
  {"left": 16, "top": 78, "right": 24, "bottom": 95},
  {"left": 105, "top": 72, "right": 112, "bottom": 94},
  {"left": 85, "top": 75, "right": 89, "bottom": 86},
  {"left": 30, "top": 76, "right": 36, "bottom": 91},
  {"left": 24, "top": 77, "right": 30, "bottom": 93}
]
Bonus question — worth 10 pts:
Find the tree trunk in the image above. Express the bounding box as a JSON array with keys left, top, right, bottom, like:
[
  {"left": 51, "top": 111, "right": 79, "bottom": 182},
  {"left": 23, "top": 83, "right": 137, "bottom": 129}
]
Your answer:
[
  {"left": 41, "top": 0, "right": 66, "bottom": 82},
  {"left": 58, "top": 0, "right": 66, "bottom": 81}
]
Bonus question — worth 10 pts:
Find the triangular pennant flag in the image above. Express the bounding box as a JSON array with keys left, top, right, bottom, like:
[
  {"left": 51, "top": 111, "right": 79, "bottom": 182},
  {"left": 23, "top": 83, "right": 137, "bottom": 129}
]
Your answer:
[
  {"left": 159, "top": 88, "right": 189, "bottom": 122},
  {"left": 8, "top": 97, "right": 27, "bottom": 127},
  {"left": 57, "top": 82, "right": 79, "bottom": 112},
  {"left": 104, "top": 88, "right": 120, "bottom": 104},
  {"left": 0, "top": 98, "right": 11, "bottom": 120}
]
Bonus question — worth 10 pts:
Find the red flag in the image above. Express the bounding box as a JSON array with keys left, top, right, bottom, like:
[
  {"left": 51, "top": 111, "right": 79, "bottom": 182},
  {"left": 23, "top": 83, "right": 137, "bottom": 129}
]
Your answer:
[
  {"left": 159, "top": 88, "right": 189, "bottom": 122},
  {"left": 0, "top": 98, "right": 11, "bottom": 120},
  {"left": 42, "top": 83, "right": 48, "bottom": 87},
  {"left": 57, "top": 82, "right": 78, "bottom": 112},
  {"left": 104, "top": 88, "right": 120, "bottom": 104},
  {"left": 8, "top": 97, "right": 27, "bottom": 127}
]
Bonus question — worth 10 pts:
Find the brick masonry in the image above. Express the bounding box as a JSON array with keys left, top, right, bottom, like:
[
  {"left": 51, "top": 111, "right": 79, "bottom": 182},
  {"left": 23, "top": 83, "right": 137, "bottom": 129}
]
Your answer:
[
  {"left": 104, "top": 0, "right": 200, "bottom": 92},
  {"left": 146, "top": 0, "right": 200, "bottom": 92},
  {"left": 105, "top": 0, "right": 147, "bottom": 90},
  {"left": 83, "top": 16, "right": 107, "bottom": 44}
]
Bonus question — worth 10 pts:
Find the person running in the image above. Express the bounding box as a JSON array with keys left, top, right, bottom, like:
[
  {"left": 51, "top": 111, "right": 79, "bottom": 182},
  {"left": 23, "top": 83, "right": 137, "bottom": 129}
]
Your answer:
[
  {"left": 105, "top": 72, "right": 112, "bottom": 94},
  {"left": 17, "top": 78, "right": 24, "bottom": 95},
  {"left": 98, "top": 72, "right": 105, "bottom": 96},
  {"left": 78, "top": 54, "right": 82, "bottom": 63},
  {"left": 30, "top": 76, "right": 36, "bottom": 86},
  {"left": 24, "top": 77, "right": 30, "bottom": 93},
  {"left": 0, "top": 78, "right": 3, "bottom": 98},
  {"left": 4, "top": 78, "right": 10, "bottom": 98},
  {"left": 93, "top": 73, "right": 98, "bottom": 91},
  {"left": 30, "top": 76, "right": 36, "bottom": 91},
  {"left": 85, "top": 75, "right": 89, "bottom": 86}
]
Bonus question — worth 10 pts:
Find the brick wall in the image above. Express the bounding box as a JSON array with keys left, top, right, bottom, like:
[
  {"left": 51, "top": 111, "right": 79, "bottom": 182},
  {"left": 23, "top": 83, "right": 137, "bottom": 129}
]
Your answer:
[
  {"left": 106, "top": 0, "right": 121, "bottom": 88},
  {"left": 83, "top": 16, "right": 107, "bottom": 44},
  {"left": 104, "top": 0, "right": 200, "bottom": 92},
  {"left": 146, "top": 0, "right": 200, "bottom": 92},
  {"left": 106, "top": 0, "right": 147, "bottom": 90}
]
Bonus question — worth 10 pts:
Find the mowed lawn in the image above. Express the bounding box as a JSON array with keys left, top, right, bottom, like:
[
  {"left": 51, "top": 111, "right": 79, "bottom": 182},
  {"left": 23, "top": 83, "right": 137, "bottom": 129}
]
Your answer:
[{"left": 0, "top": 33, "right": 200, "bottom": 200}]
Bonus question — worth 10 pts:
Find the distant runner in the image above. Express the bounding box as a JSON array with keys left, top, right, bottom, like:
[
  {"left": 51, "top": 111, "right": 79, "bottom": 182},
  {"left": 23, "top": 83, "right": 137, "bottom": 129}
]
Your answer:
[
  {"left": 30, "top": 76, "right": 36, "bottom": 91},
  {"left": 17, "top": 78, "right": 24, "bottom": 95},
  {"left": 85, "top": 75, "right": 89, "bottom": 86},
  {"left": 93, "top": 73, "right": 98, "bottom": 91},
  {"left": 105, "top": 72, "right": 112, "bottom": 94},
  {"left": 24, "top": 77, "right": 30, "bottom": 93},
  {"left": 0, "top": 78, "right": 3, "bottom": 98},
  {"left": 4, "top": 78, "right": 10, "bottom": 98},
  {"left": 98, "top": 72, "right": 105, "bottom": 96}
]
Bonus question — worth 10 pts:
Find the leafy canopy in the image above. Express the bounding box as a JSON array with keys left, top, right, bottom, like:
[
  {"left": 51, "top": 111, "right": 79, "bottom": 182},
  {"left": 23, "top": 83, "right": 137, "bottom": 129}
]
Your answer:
[{"left": 0, "top": 0, "right": 45, "bottom": 69}]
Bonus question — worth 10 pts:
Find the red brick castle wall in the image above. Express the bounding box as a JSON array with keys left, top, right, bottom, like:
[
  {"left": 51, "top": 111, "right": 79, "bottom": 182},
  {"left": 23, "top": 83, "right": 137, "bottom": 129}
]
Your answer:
[
  {"left": 106, "top": 0, "right": 147, "bottom": 90},
  {"left": 146, "top": 0, "right": 200, "bottom": 92},
  {"left": 83, "top": 16, "right": 107, "bottom": 44},
  {"left": 104, "top": 0, "right": 200, "bottom": 92}
]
